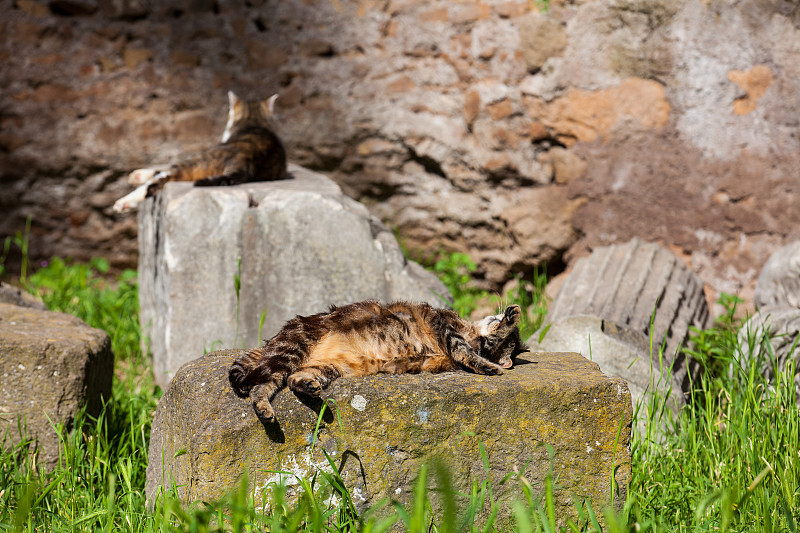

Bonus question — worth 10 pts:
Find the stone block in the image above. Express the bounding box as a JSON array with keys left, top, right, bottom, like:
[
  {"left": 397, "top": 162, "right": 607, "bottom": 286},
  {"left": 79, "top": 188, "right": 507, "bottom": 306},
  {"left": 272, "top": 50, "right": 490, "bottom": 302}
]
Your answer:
[
  {"left": 0, "top": 303, "right": 114, "bottom": 469},
  {"left": 0, "top": 282, "right": 46, "bottom": 310},
  {"left": 138, "top": 164, "right": 450, "bottom": 387},
  {"left": 531, "top": 315, "right": 684, "bottom": 433},
  {"left": 738, "top": 305, "right": 800, "bottom": 401},
  {"left": 754, "top": 240, "right": 800, "bottom": 309},
  {"left": 145, "top": 350, "right": 632, "bottom": 523},
  {"left": 542, "top": 238, "right": 711, "bottom": 395}
]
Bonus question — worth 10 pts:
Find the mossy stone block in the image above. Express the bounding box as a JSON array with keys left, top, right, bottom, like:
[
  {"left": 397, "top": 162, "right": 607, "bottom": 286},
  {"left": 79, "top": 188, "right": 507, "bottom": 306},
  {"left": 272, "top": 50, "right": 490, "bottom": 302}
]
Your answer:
[{"left": 146, "top": 350, "right": 632, "bottom": 523}]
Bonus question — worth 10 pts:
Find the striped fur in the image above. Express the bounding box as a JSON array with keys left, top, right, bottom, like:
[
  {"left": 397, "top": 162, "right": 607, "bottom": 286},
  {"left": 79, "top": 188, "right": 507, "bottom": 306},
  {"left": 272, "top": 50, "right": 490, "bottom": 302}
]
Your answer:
[{"left": 229, "top": 301, "right": 527, "bottom": 423}]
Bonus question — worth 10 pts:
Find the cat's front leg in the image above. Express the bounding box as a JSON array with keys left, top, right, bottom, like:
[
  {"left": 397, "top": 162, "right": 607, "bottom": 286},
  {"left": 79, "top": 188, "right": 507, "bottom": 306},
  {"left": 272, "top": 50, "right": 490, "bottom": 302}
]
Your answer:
[
  {"left": 448, "top": 333, "right": 504, "bottom": 375},
  {"left": 114, "top": 172, "right": 171, "bottom": 212}
]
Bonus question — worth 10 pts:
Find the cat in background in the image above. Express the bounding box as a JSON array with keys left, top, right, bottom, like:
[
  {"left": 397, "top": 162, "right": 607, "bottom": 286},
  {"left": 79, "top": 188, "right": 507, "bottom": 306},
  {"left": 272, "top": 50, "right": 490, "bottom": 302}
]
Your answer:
[
  {"left": 229, "top": 300, "right": 528, "bottom": 423},
  {"left": 113, "top": 91, "right": 287, "bottom": 212}
]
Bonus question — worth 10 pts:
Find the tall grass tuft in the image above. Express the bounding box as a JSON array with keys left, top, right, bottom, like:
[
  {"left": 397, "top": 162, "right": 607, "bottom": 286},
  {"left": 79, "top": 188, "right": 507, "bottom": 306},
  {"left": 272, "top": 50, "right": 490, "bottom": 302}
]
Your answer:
[
  {"left": 24, "top": 257, "right": 141, "bottom": 362},
  {"left": 432, "top": 252, "right": 548, "bottom": 340},
  {"left": 624, "top": 294, "right": 800, "bottom": 532}
]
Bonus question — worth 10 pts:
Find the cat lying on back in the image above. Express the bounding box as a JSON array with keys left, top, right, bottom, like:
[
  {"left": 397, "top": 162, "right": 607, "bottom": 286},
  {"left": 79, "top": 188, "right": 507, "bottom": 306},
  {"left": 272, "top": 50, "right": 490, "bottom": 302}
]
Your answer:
[
  {"left": 113, "top": 91, "right": 287, "bottom": 212},
  {"left": 229, "top": 300, "right": 528, "bottom": 423}
]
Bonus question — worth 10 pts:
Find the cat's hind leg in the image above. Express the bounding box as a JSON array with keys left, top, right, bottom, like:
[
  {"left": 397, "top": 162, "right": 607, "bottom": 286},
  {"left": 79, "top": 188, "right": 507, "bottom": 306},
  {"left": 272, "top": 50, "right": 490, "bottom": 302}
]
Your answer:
[
  {"left": 230, "top": 348, "right": 293, "bottom": 423},
  {"left": 288, "top": 365, "right": 341, "bottom": 397},
  {"left": 249, "top": 380, "right": 284, "bottom": 423},
  {"left": 113, "top": 183, "right": 150, "bottom": 213}
]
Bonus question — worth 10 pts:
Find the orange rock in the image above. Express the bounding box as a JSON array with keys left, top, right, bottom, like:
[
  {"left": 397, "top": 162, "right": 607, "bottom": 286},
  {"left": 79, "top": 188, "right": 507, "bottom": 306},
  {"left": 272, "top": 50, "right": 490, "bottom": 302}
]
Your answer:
[
  {"left": 419, "top": 7, "right": 448, "bottom": 22},
  {"left": 487, "top": 98, "right": 514, "bottom": 120},
  {"left": 727, "top": 65, "right": 772, "bottom": 116},
  {"left": 549, "top": 147, "right": 587, "bottom": 184},
  {"left": 542, "top": 77, "right": 671, "bottom": 143},
  {"left": 451, "top": 3, "right": 491, "bottom": 23},
  {"left": 494, "top": 1, "right": 527, "bottom": 18},
  {"left": 172, "top": 51, "right": 201, "bottom": 67},
  {"left": 245, "top": 41, "right": 287, "bottom": 69},
  {"left": 387, "top": 74, "right": 416, "bottom": 93},
  {"left": 463, "top": 90, "right": 481, "bottom": 124},
  {"left": 16, "top": 0, "right": 49, "bottom": 17},
  {"left": 123, "top": 47, "right": 153, "bottom": 70},
  {"left": 528, "top": 121, "right": 549, "bottom": 141}
]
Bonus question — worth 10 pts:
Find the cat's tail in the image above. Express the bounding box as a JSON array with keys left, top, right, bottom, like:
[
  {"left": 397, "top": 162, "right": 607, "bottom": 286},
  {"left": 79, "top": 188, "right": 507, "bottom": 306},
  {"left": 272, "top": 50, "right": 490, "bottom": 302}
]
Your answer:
[
  {"left": 229, "top": 349, "right": 264, "bottom": 397},
  {"left": 228, "top": 315, "right": 321, "bottom": 397}
]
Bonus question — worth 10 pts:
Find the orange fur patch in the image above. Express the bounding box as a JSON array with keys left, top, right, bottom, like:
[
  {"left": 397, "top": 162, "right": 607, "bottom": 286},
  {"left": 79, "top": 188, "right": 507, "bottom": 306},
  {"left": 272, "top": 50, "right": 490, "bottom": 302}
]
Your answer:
[{"left": 307, "top": 332, "right": 387, "bottom": 376}]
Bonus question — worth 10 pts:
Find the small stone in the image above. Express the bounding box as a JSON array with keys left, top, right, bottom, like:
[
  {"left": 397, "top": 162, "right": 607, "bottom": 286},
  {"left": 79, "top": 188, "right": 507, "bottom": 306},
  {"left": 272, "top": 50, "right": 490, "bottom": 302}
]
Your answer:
[
  {"left": 548, "top": 147, "right": 587, "bottom": 184},
  {"left": 517, "top": 12, "right": 567, "bottom": 72},
  {"left": 486, "top": 98, "right": 514, "bottom": 120},
  {"left": 171, "top": 50, "right": 201, "bottom": 66},
  {"left": 350, "top": 395, "right": 367, "bottom": 411},
  {"left": 463, "top": 90, "right": 481, "bottom": 124},
  {"left": 16, "top": 0, "right": 50, "bottom": 17}
]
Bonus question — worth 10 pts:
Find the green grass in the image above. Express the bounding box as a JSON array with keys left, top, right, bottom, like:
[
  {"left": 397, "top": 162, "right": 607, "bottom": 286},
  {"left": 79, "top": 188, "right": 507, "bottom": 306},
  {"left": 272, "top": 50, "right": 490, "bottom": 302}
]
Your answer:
[
  {"left": 1, "top": 252, "right": 799, "bottom": 531},
  {"left": 431, "top": 252, "right": 547, "bottom": 340}
]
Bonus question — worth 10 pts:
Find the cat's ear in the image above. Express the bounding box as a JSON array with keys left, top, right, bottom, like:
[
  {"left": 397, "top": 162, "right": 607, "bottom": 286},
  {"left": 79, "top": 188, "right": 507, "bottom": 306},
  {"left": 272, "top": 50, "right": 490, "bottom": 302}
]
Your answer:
[
  {"left": 266, "top": 93, "right": 279, "bottom": 115},
  {"left": 227, "top": 90, "right": 241, "bottom": 110},
  {"left": 222, "top": 91, "right": 241, "bottom": 143}
]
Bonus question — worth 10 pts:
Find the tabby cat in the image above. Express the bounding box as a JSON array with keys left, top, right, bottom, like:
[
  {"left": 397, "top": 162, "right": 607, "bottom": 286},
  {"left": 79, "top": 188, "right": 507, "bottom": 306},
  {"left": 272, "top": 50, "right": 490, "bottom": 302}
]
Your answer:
[
  {"left": 113, "top": 91, "right": 287, "bottom": 212},
  {"left": 229, "top": 300, "right": 528, "bottom": 423}
]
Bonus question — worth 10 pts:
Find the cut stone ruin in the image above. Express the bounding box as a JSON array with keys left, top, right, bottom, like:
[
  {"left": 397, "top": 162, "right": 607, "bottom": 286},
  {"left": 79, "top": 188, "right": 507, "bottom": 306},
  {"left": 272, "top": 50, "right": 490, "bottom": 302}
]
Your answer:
[
  {"left": 0, "top": 301, "right": 114, "bottom": 469},
  {"left": 146, "top": 349, "right": 632, "bottom": 525},
  {"left": 739, "top": 240, "right": 800, "bottom": 400},
  {"left": 138, "top": 164, "right": 450, "bottom": 387},
  {"left": 530, "top": 238, "right": 712, "bottom": 417}
]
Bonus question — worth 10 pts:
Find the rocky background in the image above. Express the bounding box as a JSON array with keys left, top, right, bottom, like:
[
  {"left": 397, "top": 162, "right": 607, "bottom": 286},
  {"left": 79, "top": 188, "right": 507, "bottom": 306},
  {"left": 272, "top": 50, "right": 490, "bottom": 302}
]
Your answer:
[{"left": 2, "top": 0, "right": 799, "bottom": 311}]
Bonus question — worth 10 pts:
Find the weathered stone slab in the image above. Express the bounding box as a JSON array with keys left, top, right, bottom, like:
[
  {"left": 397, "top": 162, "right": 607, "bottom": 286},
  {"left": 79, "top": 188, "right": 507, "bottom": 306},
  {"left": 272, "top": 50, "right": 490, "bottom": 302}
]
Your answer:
[
  {"left": 542, "top": 238, "right": 710, "bottom": 394},
  {"left": 755, "top": 240, "right": 800, "bottom": 310},
  {"left": 738, "top": 305, "right": 800, "bottom": 400},
  {"left": 531, "top": 315, "right": 684, "bottom": 433},
  {"left": 0, "top": 303, "right": 114, "bottom": 469},
  {"left": 138, "top": 164, "right": 450, "bottom": 387},
  {"left": 0, "top": 282, "right": 46, "bottom": 310},
  {"left": 145, "top": 350, "right": 632, "bottom": 523}
]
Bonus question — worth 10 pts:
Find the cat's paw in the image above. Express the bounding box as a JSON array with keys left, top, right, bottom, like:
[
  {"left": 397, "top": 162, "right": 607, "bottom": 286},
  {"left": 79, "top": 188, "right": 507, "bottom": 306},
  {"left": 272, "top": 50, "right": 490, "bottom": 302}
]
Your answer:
[
  {"left": 128, "top": 168, "right": 158, "bottom": 185},
  {"left": 503, "top": 305, "right": 521, "bottom": 323},
  {"left": 288, "top": 375, "right": 323, "bottom": 397},
  {"left": 253, "top": 397, "right": 276, "bottom": 423},
  {"left": 477, "top": 361, "right": 504, "bottom": 375},
  {"left": 113, "top": 185, "right": 148, "bottom": 213}
]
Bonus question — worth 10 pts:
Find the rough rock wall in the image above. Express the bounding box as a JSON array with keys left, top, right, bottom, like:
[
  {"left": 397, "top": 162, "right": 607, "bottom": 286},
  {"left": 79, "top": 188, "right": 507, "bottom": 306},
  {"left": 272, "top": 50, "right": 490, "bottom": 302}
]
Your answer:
[{"left": 2, "top": 0, "right": 799, "bottom": 304}]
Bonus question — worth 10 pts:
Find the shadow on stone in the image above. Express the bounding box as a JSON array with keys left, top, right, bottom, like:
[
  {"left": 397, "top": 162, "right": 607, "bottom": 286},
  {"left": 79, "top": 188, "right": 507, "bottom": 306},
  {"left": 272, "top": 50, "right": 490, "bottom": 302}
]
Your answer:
[
  {"left": 259, "top": 419, "right": 286, "bottom": 444},
  {"left": 337, "top": 450, "right": 368, "bottom": 488},
  {"left": 295, "top": 394, "right": 336, "bottom": 425}
]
